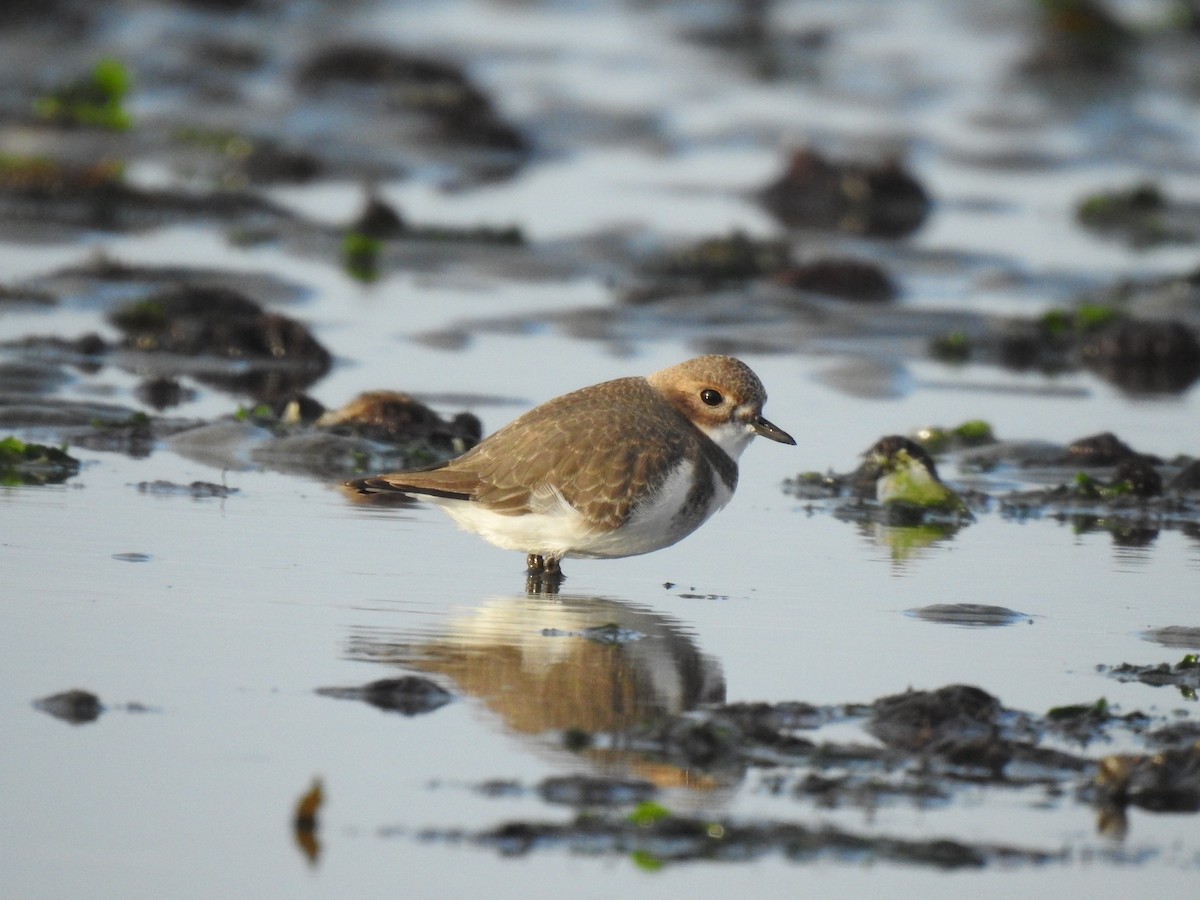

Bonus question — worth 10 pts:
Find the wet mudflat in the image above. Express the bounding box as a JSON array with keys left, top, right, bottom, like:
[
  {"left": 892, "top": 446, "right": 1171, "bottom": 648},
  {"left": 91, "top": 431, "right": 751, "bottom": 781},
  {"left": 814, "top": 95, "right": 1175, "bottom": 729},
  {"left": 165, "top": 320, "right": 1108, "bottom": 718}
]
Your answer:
[{"left": 3, "top": 1, "right": 1200, "bottom": 898}]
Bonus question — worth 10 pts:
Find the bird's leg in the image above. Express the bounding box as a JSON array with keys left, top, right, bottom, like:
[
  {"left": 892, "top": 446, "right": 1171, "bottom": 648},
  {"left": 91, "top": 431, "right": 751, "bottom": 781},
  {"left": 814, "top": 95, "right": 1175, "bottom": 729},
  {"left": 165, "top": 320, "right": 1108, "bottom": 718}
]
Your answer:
[{"left": 525, "top": 554, "right": 564, "bottom": 596}]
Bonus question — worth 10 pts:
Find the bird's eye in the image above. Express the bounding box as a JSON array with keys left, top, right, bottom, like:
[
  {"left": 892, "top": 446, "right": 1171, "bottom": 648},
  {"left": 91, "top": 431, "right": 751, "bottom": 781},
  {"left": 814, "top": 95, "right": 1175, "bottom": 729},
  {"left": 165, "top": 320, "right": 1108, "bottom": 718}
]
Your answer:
[{"left": 700, "top": 388, "right": 723, "bottom": 406}]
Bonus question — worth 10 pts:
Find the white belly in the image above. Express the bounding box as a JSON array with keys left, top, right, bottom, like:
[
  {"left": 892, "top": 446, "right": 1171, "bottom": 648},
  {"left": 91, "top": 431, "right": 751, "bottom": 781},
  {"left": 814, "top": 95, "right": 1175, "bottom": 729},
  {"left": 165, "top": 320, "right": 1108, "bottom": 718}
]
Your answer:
[{"left": 432, "top": 460, "right": 732, "bottom": 560}]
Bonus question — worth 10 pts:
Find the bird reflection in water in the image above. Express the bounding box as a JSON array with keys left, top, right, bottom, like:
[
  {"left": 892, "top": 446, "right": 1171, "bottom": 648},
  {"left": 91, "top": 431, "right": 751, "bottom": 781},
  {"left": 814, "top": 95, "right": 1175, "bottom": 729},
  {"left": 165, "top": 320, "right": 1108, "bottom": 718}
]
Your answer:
[{"left": 345, "top": 594, "right": 733, "bottom": 791}]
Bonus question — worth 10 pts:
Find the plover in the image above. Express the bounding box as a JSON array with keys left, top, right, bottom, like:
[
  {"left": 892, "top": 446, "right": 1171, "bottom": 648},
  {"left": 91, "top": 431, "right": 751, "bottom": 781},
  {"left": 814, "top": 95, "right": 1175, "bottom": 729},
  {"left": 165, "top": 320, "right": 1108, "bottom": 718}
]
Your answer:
[{"left": 347, "top": 355, "right": 795, "bottom": 582}]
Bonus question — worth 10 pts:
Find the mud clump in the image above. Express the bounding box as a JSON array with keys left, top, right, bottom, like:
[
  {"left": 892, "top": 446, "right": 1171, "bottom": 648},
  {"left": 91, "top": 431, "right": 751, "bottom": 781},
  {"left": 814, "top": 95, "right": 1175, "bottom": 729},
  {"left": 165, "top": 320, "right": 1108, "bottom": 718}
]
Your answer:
[
  {"left": 1059, "top": 439, "right": 1164, "bottom": 499},
  {"left": 537, "top": 775, "right": 657, "bottom": 807},
  {"left": 1081, "top": 319, "right": 1200, "bottom": 394},
  {"left": 316, "top": 390, "right": 482, "bottom": 455},
  {"left": 297, "top": 44, "right": 528, "bottom": 154},
  {"left": 456, "top": 813, "right": 1056, "bottom": 869},
  {"left": 905, "top": 604, "right": 1031, "bottom": 627},
  {"left": 624, "top": 232, "right": 896, "bottom": 307},
  {"left": 757, "top": 148, "right": 930, "bottom": 238},
  {"left": 135, "top": 376, "right": 197, "bottom": 410},
  {"left": 1095, "top": 746, "right": 1200, "bottom": 814},
  {"left": 1110, "top": 455, "right": 1163, "bottom": 498},
  {"left": 869, "top": 685, "right": 1010, "bottom": 770},
  {"left": 1020, "top": 0, "right": 1133, "bottom": 78},
  {"left": 351, "top": 194, "right": 407, "bottom": 239},
  {"left": 33, "top": 689, "right": 103, "bottom": 724},
  {"left": 1076, "top": 183, "right": 1200, "bottom": 248},
  {"left": 1142, "top": 626, "right": 1200, "bottom": 649},
  {"left": 136, "top": 480, "right": 237, "bottom": 499},
  {"left": 71, "top": 411, "right": 158, "bottom": 458},
  {"left": 1005, "top": 435, "right": 1197, "bottom": 534},
  {"left": 774, "top": 258, "right": 897, "bottom": 303},
  {"left": 1101, "top": 656, "right": 1200, "bottom": 691},
  {"left": 1167, "top": 462, "right": 1200, "bottom": 493},
  {"left": 1064, "top": 431, "right": 1141, "bottom": 466},
  {"left": 792, "top": 426, "right": 1200, "bottom": 546},
  {"left": 410, "top": 680, "right": 1195, "bottom": 869},
  {"left": 934, "top": 308, "right": 1200, "bottom": 396},
  {"left": 639, "top": 231, "right": 792, "bottom": 288},
  {"left": 0, "top": 156, "right": 294, "bottom": 237},
  {"left": 109, "top": 285, "right": 331, "bottom": 402},
  {"left": 1147, "top": 720, "right": 1200, "bottom": 749},
  {"left": 239, "top": 140, "right": 322, "bottom": 185},
  {"left": 0, "top": 435, "right": 81, "bottom": 484},
  {"left": 315, "top": 676, "right": 454, "bottom": 716},
  {"left": 1045, "top": 698, "right": 1149, "bottom": 746}
]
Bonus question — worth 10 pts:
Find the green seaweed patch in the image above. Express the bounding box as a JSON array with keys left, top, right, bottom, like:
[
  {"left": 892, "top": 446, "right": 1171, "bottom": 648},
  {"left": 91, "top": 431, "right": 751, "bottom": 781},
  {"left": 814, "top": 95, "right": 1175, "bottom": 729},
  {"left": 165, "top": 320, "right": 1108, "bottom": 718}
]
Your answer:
[
  {"left": 0, "top": 436, "right": 81, "bottom": 485},
  {"left": 1047, "top": 697, "right": 1108, "bottom": 722},
  {"left": 628, "top": 801, "right": 671, "bottom": 828},
  {"left": 1039, "top": 304, "right": 1121, "bottom": 338},
  {"left": 34, "top": 58, "right": 133, "bottom": 131},
  {"left": 1073, "top": 470, "right": 1143, "bottom": 500},
  {"left": 1078, "top": 183, "right": 1163, "bottom": 225},
  {"left": 234, "top": 404, "right": 277, "bottom": 426},
  {"left": 630, "top": 850, "right": 664, "bottom": 871},
  {"left": 883, "top": 473, "right": 964, "bottom": 511},
  {"left": 877, "top": 461, "right": 971, "bottom": 517},
  {"left": 1075, "top": 183, "right": 1192, "bottom": 247},
  {"left": 929, "top": 330, "right": 972, "bottom": 363},
  {"left": 955, "top": 420, "right": 994, "bottom": 443},
  {"left": 915, "top": 420, "right": 995, "bottom": 454},
  {"left": 341, "top": 231, "right": 381, "bottom": 283}
]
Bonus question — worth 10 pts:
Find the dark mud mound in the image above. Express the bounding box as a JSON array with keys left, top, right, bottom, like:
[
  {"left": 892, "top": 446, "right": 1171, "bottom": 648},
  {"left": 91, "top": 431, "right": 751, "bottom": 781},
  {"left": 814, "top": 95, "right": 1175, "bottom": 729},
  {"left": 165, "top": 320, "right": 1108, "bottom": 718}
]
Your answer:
[
  {"left": 757, "top": 148, "right": 931, "bottom": 238},
  {"left": 0, "top": 156, "right": 295, "bottom": 240},
  {"left": 1077, "top": 183, "right": 1200, "bottom": 249},
  {"left": 403, "top": 681, "right": 1198, "bottom": 869},
  {"left": 1101, "top": 656, "right": 1200, "bottom": 692},
  {"left": 110, "top": 284, "right": 329, "bottom": 364},
  {"left": 297, "top": 43, "right": 529, "bottom": 162},
  {"left": 1081, "top": 319, "right": 1200, "bottom": 394},
  {"left": 1095, "top": 747, "right": 1200, "bottom": 814},
  {"left": 33, "top": 689, "right": 102, "bottom": 725},
  {"left": 933, "top": 302, "right": 1200, "bottom": 396},
  {"left": 446, "top": 811, "right": 1061, "bottom": 870},
  {"left": 790, "top": 427, "right": 1200, "bottom": 544},
  {"left": 315, "top": 391, "right": 481, "bottom": 452},
  {"left": 315, "top": 676, "right": 454, "bottom": 717},
  {"left": 0, "top": 436, "right": 80, "bottom": 484},
  {"left": 626, "top": 231, "right": 894, "bottom": 308},
  {"left": 906, "top": 604, "right": 1032, "bottom": 627},
  {"left": 135, "top": 479, "right": 237, "bottom": 499}
]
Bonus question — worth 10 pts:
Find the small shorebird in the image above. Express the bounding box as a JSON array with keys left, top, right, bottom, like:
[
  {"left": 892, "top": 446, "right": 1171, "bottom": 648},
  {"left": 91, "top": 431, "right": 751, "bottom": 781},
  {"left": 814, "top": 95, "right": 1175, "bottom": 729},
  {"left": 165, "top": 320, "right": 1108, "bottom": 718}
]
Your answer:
[{"left": 347, "top": 355, "right": 795, "bottom": 584}]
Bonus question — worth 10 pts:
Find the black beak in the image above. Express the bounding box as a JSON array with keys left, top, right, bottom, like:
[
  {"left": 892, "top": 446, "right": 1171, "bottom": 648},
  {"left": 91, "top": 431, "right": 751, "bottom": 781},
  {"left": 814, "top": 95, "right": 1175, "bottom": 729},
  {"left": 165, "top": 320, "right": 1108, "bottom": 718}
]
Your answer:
[{"left": 752, "top": 415, "right": 796, "bottom": 445}]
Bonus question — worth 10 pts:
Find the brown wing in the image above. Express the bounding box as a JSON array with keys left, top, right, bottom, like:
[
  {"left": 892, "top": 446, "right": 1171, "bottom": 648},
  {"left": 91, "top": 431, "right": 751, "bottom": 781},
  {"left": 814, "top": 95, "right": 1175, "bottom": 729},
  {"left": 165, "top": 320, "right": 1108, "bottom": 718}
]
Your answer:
[
  {"left": 452, "top": 377, "right": 706, "bottom": 527},
  {"left": 346, "top": 461, "right": 481, "bottom": 501}
]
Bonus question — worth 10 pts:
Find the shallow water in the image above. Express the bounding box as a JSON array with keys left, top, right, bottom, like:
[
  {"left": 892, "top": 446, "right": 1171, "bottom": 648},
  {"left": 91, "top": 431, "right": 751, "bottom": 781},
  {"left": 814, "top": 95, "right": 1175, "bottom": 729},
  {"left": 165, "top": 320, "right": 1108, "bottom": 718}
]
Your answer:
[{"left": 4, "top": 0, "right": 1200, "bottom": 896}]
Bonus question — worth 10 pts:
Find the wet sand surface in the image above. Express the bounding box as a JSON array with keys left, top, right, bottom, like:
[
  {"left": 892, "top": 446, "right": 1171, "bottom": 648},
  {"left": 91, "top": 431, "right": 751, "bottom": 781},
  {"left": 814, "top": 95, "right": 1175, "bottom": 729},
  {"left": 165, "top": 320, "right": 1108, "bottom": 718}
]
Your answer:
[{"left": 3, "top": 1, "right": 1200, "bottom": 897}]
